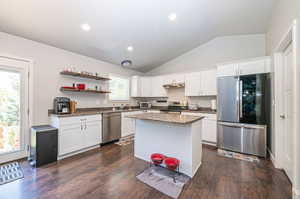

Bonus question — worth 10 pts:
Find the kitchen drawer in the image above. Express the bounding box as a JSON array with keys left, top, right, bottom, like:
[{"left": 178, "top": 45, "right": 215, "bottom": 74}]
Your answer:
[
  {"left": 58, "top": 114, "right": 102, "bottom": 126},
  {"left": 201, "top": 114, "right": 217, "bottom": 120},
  {"left": 181, "top": 112, "right": 216, "bottom": 120},
  {"left": 122, "top": 111, "right": 143, "bottom": 116},
  {"left": 181, "top": 112, "right": 201, "bottom": 116}
]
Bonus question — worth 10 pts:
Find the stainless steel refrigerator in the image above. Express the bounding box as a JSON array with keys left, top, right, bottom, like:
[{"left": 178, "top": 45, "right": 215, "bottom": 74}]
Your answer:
[{"left": 217, "top": 74, "right": 271, "bottom": 157}]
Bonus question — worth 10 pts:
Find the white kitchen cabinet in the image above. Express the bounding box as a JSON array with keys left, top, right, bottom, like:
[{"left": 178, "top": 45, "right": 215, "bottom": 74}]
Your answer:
[
  {"left": 131, "top": 76, "right": 153, "bottom": 97},
  {"left": 200, "top": 70, "right": 217, "bottom": 96},
  {"left": 185, "top": 72, "right": 201, "bottom": 96},
  {"left": 238, "top": 58, "right": 271, "bottom": 75},
  {"left": 131, "top": 76, "right": 141, "bottom": 97},
  {"left": 51, "top": 114, "right": 102, "bottom": 158},
  {"left": 58, "top": 124, "right": 83, "bottom": 155},
  {"left": 140, "top": 77, "right": 152, "bottom": 97},
  {"left": 217, "top": 64, "right": 238, "bottom": 77},
  {"left": 181, "top": 112, "right": 217, "bottom": 145},
  {"left": 151, "top": 76, "right": 167, "bottom": 97},
  {"left": 84, "top": 120, "right": 102, "bottom": 147},
  {"left": 146, "top": 110, "right": 160, "bottom": 113},
  {"left": 122, "top": 110, "right": 160, "bottom": 137},
  {"left": 185, "top": 70, "right": 217, "bottom": 96},
  {"left": 217, "top": 57, "right": 271, "bottom": 77},
  {"left": 201, "top": 118, "right": 217, "bottom": 144},
  {"left": 163, "top": 74, "right": 185, "bottom": 85},
  {"left": 121, "top": 111, "right": 143, "bottom": 137}
]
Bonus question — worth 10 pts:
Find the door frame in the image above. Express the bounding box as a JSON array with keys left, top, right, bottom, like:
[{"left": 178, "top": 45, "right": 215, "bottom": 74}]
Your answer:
[
  {"left": 0, "top": 55, "right": 33, "bottom": 163},
  {"left": 273, "top": 18, "right": 300, "bottom": 198}
]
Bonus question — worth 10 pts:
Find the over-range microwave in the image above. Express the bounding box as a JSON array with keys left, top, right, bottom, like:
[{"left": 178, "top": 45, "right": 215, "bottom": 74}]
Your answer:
[{"left": 139, "top": 102, "right": 152, "bottom": 109}]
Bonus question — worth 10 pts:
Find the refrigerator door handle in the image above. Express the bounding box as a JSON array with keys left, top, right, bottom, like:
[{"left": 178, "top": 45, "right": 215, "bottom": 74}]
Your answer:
[
  {"left": 239, "top": 80, "right": 243, "bottom": 118},
  {"left": 218, "top": 122, "right": 244, "bottom": 128},
  {"left": 236, "top": 79, "right": 240, "bottom": 119}
]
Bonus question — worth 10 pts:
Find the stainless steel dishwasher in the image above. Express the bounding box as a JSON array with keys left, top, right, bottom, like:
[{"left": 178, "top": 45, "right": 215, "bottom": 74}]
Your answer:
[{"left": 102, "top": 112, "right": 121, "bottom": 144}]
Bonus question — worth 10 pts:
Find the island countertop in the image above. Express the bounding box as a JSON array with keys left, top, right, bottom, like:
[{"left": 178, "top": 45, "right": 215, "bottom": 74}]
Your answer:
[{"left": 127, "top": 112, "right": 204, "bottom": 124}]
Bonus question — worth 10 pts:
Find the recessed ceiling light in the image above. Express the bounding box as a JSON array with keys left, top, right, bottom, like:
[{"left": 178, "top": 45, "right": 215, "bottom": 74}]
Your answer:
[
  {"left": 81, "top": 24, "right": 91, "bottom": 31},
  {"left": 168, "top": 13, "right": 177, "bottom": 21},
  {"left": 127, "top": 46, "right": 133, "bottom": 51}
]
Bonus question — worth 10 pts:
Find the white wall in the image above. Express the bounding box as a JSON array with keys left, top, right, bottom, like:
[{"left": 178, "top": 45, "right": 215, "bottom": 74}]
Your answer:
[
  {"left": 0, "top": 32, "right": 143, "bottom": 125},
  {"left": 147, "top": 34, "right": 266, "bottom": 75},
  {"left": 266, "top": 0, "right": 300, "bottom": 54}
]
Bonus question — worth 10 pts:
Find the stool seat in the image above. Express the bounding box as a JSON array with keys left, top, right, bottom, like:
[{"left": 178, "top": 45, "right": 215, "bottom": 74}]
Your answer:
[
  {"left": 151, "top": 153, "right": 165, "bottom": 166},
  {"left": 164, "top": 157, "right": 180, "bottom": 171}
]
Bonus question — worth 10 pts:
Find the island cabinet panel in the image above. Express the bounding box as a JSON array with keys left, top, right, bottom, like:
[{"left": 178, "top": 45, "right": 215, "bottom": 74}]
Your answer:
[
  {"left": 134, "top": 119, "right": 202, "bottom": 177},
  {"left": 51, "top": 115, "right": 102, "bottom": 159},
  {"left": 181, "top": 112, "right": 217, "bottom": 145}
]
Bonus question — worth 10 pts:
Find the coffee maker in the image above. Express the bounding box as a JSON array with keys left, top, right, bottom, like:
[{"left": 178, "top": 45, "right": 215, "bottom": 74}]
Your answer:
[{"left": 53, "top": 97, "right": 71, "bottom": 114}]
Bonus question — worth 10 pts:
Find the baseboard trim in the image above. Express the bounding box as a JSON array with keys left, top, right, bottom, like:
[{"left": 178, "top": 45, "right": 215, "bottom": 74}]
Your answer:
[
  {"left": 293, "top": 188, "right": 300, "bottom": 199},
  {"left": 58, "top": 145, "right": 100, "bottom": 160},
  {"left": 268, "top": 148, "right": 281, "bottom": 169}
]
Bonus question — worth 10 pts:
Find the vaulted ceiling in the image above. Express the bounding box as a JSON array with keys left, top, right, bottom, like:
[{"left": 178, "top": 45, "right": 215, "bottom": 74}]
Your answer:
[{"left": 0, "top": 0, "right": 275, "bottom": 72}]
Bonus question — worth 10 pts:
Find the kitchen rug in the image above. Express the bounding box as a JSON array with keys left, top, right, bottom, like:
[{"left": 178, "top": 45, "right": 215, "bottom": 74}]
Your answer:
[
  {"left": 0, "top": 162, "right": 24, "bottom": 185},
  {"left": 136, "top": 166, "right": 190, "bottom": 199},
  {"left": 115, "top": 135, "right": 134, "bottom": 146},
  {"left": 218, "top": 149, "right": 260, "bottom": 163}
]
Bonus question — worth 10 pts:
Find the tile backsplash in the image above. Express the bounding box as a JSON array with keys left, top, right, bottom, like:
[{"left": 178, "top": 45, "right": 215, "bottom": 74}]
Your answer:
[{"left": 147, "top": 87, "right": 217, "bottom": 108}]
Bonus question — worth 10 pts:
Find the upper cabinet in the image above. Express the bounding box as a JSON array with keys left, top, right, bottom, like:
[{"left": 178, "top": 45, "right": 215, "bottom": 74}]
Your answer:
[
  {"left": 200, "top": 70, "right": 217, "bottom": 96},
  {"left": 152, "top": 76, "right": 167, "bottom": 97},
  {"left": 140, "top": 77, "right": 152, "bottom": 97},
  {"left": 130, "top": 76, "right": 141, "bottom": 97},
  {"left": 163, "top": 74, "right": 185, "bottom": 85},
  {"left": 185, "top": 69, "right": 217, "bottom": 96},
  {"left": 185, "top": 72, "right": 201, "bottom": 96},
  {"left": 131, "top": 76, "right": 153, "bottom": 97},
  {"left": 217, "top": 57, "right": 271, "bottom": 77},
  {"left": 217, "top": 64, "right": 238, "bottom": 77}
]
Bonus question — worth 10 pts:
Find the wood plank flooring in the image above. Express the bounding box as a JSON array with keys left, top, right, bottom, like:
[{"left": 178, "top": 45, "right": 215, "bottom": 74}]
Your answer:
[{"left": 0, "top": 144, "right": 292, "bottom": 199}]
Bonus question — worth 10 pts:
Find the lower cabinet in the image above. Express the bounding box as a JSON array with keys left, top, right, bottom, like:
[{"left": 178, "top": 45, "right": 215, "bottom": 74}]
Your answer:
[
  {"left": 51, "top": 115, "right": 102, "bottom": 158},
  {"left": 121, "top": 111, "right": 143, "bottom": 137},
  {"left": 121, "top": 110, "right": 159, "bottom": 137},
  {"left": 181, "top": 112, "right": 217, "bottom": 145}
]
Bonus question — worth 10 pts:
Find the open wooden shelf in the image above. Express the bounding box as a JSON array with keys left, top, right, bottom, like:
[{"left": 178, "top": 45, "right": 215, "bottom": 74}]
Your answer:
[
  {"left": 60, "top": 71, "right": 111, "bottom": 81},
  {"left": 60, "top": 87, "right": 111, "bottom": 94}
]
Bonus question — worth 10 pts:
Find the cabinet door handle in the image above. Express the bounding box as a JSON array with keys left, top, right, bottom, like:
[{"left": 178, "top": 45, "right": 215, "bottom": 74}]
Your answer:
[{"left": 85, "top": 121, "right": 87, "bottom": 130}]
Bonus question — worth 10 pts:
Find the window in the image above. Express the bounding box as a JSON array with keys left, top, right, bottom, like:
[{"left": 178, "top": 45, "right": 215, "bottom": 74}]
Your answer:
[{"left": 109, "top": 75, "right": 130, "bottom": 101}]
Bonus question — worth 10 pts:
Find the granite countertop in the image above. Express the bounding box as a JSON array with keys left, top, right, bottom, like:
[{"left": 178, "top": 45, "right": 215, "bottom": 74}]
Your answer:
[
  {"left": 49, "top": 107, "right": 217, "bottom": 118},
  {"left": 50, "top": 108, "right": 144, "bottom": 117},
  {"left": 127, "top": 113, "right": 204, "bottom": 125},
  {"left": 182, "top": 110, "right": 217, "bottom": 114}
]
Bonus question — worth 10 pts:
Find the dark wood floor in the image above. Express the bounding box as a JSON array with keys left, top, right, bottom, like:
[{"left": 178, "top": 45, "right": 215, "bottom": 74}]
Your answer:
[{"left": 0, "top": 144, "right": 292, "bottom": 199}]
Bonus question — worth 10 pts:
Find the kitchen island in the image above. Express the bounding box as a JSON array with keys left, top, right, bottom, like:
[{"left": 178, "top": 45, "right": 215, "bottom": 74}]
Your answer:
[{"left": 127, "top": 113, "right": 204, "bottom": 177}]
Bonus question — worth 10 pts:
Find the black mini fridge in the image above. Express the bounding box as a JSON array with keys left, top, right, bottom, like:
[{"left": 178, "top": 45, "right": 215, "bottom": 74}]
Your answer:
[{"left": 29, "top": 125, "right": 58, "bottom": 167}]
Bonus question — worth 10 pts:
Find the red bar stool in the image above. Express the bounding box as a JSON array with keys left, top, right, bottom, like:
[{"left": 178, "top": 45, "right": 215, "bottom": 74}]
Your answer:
[
  {"left": 150, "top": 153, "right": 165, "bottom": 166},
  {"left": 164, "top": 157, "right": 180, "bottom": 183}
]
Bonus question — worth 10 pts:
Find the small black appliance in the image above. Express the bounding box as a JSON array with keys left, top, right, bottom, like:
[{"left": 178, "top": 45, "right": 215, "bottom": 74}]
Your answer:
[
  {"left": 53, "top": 97, "right": 71, "bottom": 114},
  {"left": 29, "top": 125, "right": 58, "bottom": 167}
]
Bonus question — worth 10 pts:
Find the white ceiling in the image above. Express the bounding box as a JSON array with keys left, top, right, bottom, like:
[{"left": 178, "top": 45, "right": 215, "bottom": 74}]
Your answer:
[{"left": 0, "top": 0, "right": 274, "bottom": 72}]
